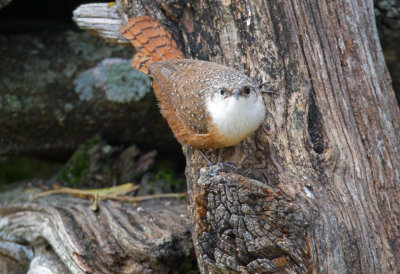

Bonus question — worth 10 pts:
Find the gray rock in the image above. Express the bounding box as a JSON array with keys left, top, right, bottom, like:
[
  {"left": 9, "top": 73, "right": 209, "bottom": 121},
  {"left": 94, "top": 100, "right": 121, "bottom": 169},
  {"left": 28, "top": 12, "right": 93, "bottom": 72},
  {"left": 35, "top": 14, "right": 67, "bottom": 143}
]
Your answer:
[{"left": 0, "top": 29, "right": 174, "bottom": 156}]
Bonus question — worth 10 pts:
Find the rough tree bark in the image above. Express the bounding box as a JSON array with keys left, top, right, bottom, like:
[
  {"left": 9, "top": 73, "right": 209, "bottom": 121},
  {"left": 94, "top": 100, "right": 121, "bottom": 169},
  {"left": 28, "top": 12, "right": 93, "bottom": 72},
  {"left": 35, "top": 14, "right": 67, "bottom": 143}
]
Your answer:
[
  {"left": 117, "top": 0, "right": 400, "bottom": 273},
  {"left": 2, "top": 0, "right": 399, "bottom": 273}
]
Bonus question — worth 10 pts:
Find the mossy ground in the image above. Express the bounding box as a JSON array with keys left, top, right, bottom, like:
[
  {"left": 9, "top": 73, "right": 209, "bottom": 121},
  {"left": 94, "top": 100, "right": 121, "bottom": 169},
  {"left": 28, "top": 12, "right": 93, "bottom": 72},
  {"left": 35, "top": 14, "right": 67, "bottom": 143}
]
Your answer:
[
  {"left": 57, "top": 135, "right": 186, "bottom": 192},
  {"left": 57, "top": 135, "right": 123, "bottom": 188},
  {"left": 0, "top": 156, "right": 62, "bottom": 185},
  {"left": 155, "top": 165, "right": 186, "bottom": 193}
]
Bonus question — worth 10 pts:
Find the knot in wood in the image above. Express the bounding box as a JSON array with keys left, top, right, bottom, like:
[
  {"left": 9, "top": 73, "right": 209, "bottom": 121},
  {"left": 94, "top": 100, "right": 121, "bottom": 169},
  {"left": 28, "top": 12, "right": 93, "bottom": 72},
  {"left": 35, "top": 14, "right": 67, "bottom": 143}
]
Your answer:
[{"left": 196, "top": 165, "right": 312, "bottom": 272}]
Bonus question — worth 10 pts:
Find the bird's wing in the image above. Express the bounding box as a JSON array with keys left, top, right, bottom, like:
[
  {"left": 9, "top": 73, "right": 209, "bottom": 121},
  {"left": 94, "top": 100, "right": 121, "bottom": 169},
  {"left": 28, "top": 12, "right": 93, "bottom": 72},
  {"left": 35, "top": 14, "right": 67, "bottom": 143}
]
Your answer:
[{"left": 149, "top": 59, "right": 213, "bottom": 134}]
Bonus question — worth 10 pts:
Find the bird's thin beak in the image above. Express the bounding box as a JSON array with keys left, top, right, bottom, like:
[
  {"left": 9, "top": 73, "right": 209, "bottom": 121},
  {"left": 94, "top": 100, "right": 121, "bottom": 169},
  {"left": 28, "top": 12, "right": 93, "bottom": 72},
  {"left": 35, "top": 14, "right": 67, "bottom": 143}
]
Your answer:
[
  {"left": 261, "top": 89, "right": 278, "bottom": 94},
  {"left": 232, "top": 89, "right": 240, "bottom": 100}
]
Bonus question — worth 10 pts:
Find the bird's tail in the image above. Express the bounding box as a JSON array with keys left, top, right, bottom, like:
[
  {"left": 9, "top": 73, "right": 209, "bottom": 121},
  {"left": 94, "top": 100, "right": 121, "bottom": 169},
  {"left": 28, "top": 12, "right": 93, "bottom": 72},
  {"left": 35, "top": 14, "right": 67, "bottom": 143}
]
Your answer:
[{"left": 121, "top": 15, "right": 184, "bottom": 74}]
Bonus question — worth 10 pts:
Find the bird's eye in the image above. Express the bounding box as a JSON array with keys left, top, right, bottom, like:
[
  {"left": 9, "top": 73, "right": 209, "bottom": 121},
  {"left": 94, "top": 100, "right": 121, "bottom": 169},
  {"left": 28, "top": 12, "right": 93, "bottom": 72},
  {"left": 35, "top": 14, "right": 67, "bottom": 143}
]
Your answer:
[
  {"left": 220, "top": 88, "right": 225, "bottom": 95},
  {"left": 244, "top": 86, "right": 251, "bottom": 95}
]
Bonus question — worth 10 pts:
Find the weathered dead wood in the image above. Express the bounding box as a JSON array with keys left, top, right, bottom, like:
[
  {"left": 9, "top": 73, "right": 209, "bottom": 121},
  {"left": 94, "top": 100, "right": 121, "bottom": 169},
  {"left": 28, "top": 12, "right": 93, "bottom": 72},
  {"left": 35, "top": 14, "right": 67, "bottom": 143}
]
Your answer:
[
  {"left": 0, "top": 187, "right": 194, "bottom": 273},
  {"left": 72, "top": 3, "right": 127, "bottom": 45},
  {"left": 109, "top": 0, "right": 400, "bottom": 273}
]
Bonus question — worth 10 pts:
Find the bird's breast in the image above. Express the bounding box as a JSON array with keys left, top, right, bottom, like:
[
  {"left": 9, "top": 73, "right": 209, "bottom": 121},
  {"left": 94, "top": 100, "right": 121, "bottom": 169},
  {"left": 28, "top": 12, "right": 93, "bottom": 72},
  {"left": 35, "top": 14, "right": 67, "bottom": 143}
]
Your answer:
[{"left": 205, "top": 96, "right": 265, "bottom": 146}]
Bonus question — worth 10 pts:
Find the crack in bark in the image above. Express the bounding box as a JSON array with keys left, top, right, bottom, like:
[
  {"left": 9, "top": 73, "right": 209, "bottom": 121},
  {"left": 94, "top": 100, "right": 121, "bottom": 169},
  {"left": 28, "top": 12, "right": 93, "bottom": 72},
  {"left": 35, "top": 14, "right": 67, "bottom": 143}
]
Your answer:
[{"left": 307, "top": 92, "right": 325, "bottom": 154}]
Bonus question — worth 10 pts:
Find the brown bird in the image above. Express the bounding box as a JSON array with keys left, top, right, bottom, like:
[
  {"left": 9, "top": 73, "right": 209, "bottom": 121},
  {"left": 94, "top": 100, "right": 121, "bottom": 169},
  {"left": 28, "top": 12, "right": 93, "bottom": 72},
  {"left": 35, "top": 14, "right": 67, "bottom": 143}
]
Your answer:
[{"left": 121, "top": 15, "right": 266, "bottom": 161}]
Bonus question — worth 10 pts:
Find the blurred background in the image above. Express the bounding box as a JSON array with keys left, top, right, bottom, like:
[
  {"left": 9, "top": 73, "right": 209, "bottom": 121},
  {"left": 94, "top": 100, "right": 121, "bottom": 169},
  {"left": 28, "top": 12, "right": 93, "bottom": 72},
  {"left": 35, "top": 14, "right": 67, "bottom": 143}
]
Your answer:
[
  {"left": 0, "top": 0, "right": 187, "bottom": 195},
  {"left": 0, "top": 0, "right": 399, "bottom": 193}
]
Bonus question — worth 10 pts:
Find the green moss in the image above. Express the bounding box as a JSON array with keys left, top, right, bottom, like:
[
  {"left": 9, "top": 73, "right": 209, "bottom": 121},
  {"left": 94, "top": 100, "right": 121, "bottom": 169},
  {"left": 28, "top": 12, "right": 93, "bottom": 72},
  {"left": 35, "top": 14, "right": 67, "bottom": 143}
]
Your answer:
[
  {"left": 0, "top": 156, "right": 60, "bottom": 184},
  {"left": 155, "top": 166, "right": 186, "bottom": 192},
  {"left": 58, "top": 135, "right": 138, "bottom": 188},
  {"left": 175, "top": 256, "right": 199, "bottom": 274},
  {"left": 58, "top": 136, "right": 100, "bottom": 187},
  {"left": 58, "top": 152, "right": 89, "bottom": 186},
  {"left": 0, "top": 94, "right": 22, "bottom": 112}
]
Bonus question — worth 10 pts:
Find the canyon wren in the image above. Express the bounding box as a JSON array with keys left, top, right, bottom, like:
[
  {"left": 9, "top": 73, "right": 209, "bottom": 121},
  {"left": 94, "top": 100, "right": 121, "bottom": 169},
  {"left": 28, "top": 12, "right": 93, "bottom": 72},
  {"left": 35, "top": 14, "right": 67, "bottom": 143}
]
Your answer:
[{"left": 121, "top": 15, "right": 266, "bottom": 150}]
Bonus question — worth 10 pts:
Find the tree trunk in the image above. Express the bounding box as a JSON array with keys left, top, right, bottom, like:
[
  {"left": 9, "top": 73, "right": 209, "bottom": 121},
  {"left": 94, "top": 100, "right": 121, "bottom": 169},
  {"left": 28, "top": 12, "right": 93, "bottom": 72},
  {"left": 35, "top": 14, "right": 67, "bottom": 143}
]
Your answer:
[{"left": 118, "top": 0, "right": 400, "bottom": 272}]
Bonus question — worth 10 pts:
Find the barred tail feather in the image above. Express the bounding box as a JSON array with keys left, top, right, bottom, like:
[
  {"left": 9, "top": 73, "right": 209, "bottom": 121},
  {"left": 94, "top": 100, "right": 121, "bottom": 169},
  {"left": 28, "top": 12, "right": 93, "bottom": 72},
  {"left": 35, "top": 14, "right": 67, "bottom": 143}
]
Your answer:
[{"left": 121, "top": 15, "right": 184, "bottom": 74}]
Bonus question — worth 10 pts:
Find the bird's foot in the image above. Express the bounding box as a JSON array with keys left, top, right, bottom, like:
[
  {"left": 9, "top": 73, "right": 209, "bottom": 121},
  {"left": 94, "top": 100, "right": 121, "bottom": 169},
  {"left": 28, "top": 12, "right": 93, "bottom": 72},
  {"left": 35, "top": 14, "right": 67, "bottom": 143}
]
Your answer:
[
  {"left": 199, "top": 149, "right": 214, "bottom": 167},
  {"left": 215, "top": 162, "right": 238, "bottom": 173},
  {"left": 216, "top": 161, "right": 237, "bottom": 169},
  {"left": 198, "top": 150, "right": 237, "bottom": 171}
]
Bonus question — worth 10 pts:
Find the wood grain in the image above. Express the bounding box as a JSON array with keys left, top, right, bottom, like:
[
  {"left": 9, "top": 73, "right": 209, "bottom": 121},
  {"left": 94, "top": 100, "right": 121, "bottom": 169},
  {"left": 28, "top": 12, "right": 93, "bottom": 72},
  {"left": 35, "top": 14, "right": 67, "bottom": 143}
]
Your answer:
[
  {"left": 0, "top": 191, "right": 194, "bottom": 273},
  {"left": 119, "top": 0, "right": 400, "bottom": 272}
]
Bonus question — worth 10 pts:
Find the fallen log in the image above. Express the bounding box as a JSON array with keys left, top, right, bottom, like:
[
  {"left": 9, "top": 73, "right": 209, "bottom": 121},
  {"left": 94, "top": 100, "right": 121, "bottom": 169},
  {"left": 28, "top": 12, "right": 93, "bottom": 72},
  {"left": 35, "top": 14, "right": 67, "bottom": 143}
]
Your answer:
[{"left": 0, "top": 185, "right": 195, "bottom": 273}]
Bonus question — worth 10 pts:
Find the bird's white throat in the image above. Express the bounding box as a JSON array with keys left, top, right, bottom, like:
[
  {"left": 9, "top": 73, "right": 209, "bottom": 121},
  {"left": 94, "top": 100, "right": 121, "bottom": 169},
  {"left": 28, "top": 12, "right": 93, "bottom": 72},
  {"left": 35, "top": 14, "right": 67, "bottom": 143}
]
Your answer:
[{"left": 206, "top": 94, "right": 265, "bottom": 146}]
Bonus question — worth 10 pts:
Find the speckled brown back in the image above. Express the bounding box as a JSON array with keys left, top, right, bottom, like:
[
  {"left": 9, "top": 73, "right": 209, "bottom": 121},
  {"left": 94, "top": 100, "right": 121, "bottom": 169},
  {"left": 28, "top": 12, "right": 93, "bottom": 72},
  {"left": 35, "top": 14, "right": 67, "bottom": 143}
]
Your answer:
[
  {"left": 149, "top": 59, "right": 254, "bottom": 134},
  {"left": 149, "top": 60, "right": 210, "bottom": 133}
]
